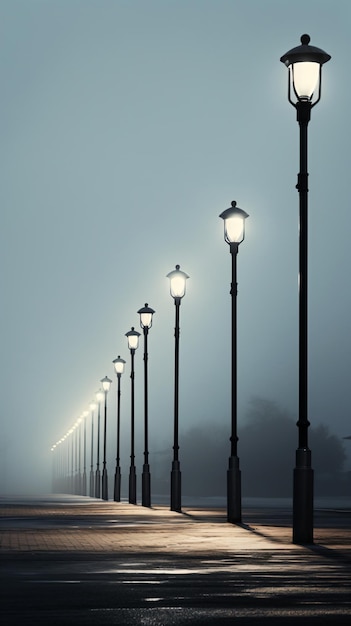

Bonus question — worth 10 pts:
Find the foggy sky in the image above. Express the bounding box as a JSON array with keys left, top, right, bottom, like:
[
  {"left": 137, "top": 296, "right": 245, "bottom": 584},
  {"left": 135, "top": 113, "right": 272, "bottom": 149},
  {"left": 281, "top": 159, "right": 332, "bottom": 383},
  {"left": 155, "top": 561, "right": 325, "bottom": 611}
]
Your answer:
[{"left": 1, "top": 0, "right": 351, "bottom": 494}]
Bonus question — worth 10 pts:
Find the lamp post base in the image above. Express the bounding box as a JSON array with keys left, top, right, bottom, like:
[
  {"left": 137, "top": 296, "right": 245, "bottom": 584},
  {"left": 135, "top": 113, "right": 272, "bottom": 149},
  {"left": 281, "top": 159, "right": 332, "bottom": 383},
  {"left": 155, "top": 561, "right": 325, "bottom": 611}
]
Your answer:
[
  {"left": 293, "top": 448, "right": 314, "bottom": 544},
  {"left": 95, "top": 470, "right": 101, "bottom": 498},
  {"left": 129, "top": 465, "right": 137, "bottom": 504},
  {"left": 102, "top": 469, "right": 108, "bottom": 500},
  {"left": 171, "top": 460, "right": 181, "bottom": 512},
  {"left": 142, "top": 464, "right": 151, "bottom": 507},
  {"left": 227, "top": 455, "right": 242, "bottom": 523},
  {"left": 114, "top": 466, "right": 121, "bottom": 502}
]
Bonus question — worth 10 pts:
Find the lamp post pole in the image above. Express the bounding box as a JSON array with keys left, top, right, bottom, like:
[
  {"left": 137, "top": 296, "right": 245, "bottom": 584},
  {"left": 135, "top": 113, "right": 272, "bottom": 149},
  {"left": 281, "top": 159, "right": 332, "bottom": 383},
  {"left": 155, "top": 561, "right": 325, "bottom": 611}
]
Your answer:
[
  {"left": 101, "top": 376, "right": 112, "bottom": 501},
  {"left": 167, "top": 265, "right": 189, "bottom": 512},
  {"left": 138, "top": 304, "right": 155, "bottom": 507},
  {"left": 126, "top": 327, "right": 140, "bottom": 504},
  {"left": 74, "top": 422, "right": 78, "bottom": 493},
  {"left": 67, "top": 435, "right": 71, "bottom": 493},
  {"left": 50, "top": 445, "right": 56, "bottom": 492},
  {"left": 70, "top": 429, "right": 74, "bottom": 493},
  {"left": 77, "top": 417, "right": 82, "bottom": 494},
  {"left": 281, "top": 34, "right": 331, "bottom": 544},
  {"left": 95, "top": 389, "right": 104, "bottom": 498},
  {"left": 220, "top": 201, "right": 249, "bottom": 523},
  {"left": 82, "top": 411, "right": 88, "bottom": 496},
  {"left": 112, "top": 356, "right": 126, "bottom": 502},
  {"left": 89, "top": 402, "right": 96, "bottom": 497}
]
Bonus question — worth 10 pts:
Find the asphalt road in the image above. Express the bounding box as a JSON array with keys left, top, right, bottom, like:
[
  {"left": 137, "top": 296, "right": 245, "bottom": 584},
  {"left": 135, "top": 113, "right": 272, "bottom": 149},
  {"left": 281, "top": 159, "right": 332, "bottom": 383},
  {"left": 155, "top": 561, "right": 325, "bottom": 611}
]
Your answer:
[{"left": 0, "top": 496, "right": 350, "bottom": 625}]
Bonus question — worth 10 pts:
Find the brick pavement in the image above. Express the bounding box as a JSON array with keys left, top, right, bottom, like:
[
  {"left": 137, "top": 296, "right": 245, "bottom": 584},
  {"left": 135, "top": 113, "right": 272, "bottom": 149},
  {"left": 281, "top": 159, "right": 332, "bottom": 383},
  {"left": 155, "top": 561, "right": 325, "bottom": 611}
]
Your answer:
[{"left": 0, "top": 497, "right": 350, "bottom": 558}]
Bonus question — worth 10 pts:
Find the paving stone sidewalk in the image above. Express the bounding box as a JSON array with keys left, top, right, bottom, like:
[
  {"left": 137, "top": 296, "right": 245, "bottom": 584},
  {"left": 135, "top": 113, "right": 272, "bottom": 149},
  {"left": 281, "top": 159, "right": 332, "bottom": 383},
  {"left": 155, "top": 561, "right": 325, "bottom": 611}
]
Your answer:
[{"left": 0, "top": 495, "right": 350, "bottom": 558}]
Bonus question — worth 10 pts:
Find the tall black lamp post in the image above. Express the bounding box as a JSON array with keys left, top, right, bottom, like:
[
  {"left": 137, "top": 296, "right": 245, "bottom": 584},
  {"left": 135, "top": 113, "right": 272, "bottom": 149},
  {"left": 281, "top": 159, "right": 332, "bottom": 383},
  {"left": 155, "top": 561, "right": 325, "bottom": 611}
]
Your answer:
[
  {"left": 82, "top": 410, "right": 89, "bottom": 496},
  {"left": 77, "top": 417, "right": 82, "bottom": 494},
  {"left": 95, "top": 389, "right": 104, "bottom": 498},
  {"left": 69, "top": 428, "right": 74, "bottom": 493},
  {"left": 167, "top": 265, "right": 189, "bottom": 512},
  {"left": 219, "top": 201, "right": 248, "bottom": 524},
  {"left": 50, "top": 444, "right": 57, "bottom": 492},
  {"left": 89, "top": 402, "right": 97, "bottom": 497},
  {"left": 112, "top": 355, "right": 126, "bottom": 502},
  {"left": 126, "top": 327, "right": 141, "bottom": 504},
  {"left": 138, "top": 303, "right": 155, "bottom": 507},
  {"left": 73, "top": 420, "right": 78, "bottom": 494},
  {"left": 281, "top": 34, "right": 331, "bottom": 544},
  {"left": 101, "top": 376, "right": 112, "bottom": 501}
]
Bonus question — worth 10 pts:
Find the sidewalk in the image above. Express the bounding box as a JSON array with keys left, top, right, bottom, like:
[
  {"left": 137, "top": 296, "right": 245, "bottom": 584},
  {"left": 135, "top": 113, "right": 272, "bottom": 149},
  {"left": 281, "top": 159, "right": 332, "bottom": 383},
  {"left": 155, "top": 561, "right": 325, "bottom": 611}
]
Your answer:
[{"left": 0, "top": 494, "right": 350, "bottom": 557}]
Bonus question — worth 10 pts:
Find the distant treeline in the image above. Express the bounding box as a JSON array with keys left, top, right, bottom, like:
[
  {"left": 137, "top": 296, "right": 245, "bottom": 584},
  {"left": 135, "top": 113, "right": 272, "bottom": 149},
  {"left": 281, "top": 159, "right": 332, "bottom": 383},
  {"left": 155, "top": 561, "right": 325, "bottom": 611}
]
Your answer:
[{"left": 151, "top": 397, "right": 350, "bottom": 498}]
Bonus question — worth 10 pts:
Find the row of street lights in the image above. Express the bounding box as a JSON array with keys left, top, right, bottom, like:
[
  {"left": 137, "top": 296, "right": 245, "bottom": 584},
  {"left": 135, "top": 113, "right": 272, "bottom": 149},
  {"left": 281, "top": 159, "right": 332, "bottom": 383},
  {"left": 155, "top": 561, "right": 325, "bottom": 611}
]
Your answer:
[
  {"left": 51, "top": 195, "right": 247, "bottom": 516},
  {"left": 51, "top": 266, "right": 189, "bottom": 511},
  {"left": 51, "top": 35, "right": 330, "bottom": 544}
]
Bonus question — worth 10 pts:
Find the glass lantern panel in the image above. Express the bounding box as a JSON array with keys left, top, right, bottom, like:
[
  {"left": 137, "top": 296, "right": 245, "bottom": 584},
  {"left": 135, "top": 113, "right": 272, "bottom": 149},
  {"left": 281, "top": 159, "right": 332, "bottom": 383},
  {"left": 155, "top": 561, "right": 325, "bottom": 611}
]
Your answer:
[
  {"left": 225, "top": 215, "right": 245, "bottom": 243},
  {"left": 114, "top": 361, "right": 125, "bottom": 374},
  {"left": 292, "top": 61, "right": 319, "bottom": 100},
  {"left": 128, "top": 335, "right": 139, "bottom": 350},
  {"left": 140, "top": 312, "right": 153, "bottom": 328},
  {"left": 170, "top": 275, "right": 187, "bottom": 298},
  {"left": 96, "top": 391, "right": 104, "bottom": 403}
]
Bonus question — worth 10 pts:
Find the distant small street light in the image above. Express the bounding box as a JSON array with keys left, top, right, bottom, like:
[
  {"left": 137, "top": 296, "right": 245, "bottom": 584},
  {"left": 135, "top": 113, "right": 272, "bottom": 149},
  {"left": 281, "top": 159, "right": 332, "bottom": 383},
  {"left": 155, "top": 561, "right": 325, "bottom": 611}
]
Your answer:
[
  {"left": 89, "top": 402, "right": 97, "bottom": 497},
  {"left": 101, "top": 376, "right": 112, "bottom": 501},
  {"left": 82, "top": 410, "right": 89, "bottom": 496},
  {"left": 95, "top": 389, "right": 104, "bottom": 498},
  {"left": 112, "top": 355, "right": 126, "bottom": 502},
  {"left": 126, "top": 327, "right": 141, "bottom": 504},
  {"left": 76, "top": 417, "right": 82, "bottom": 494},
  {"left": 138, "top": 303, "right": 155, "bottom": 507}
]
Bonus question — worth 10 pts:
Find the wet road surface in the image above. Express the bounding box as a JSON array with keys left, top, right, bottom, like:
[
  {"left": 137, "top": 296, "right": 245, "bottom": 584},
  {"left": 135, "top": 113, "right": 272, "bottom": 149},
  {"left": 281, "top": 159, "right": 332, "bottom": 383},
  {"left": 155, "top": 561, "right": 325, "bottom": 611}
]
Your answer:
[{"left": 0, "top": 495, "right": 350, "bottom": 624}]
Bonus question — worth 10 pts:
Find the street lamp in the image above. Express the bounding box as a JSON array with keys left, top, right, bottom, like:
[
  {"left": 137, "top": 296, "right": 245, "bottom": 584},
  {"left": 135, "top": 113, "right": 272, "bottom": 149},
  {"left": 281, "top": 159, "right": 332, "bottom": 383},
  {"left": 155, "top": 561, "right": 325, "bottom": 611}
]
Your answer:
[
  {"left": 101, "top": 375, "right": 112, "bottom": 500},
  {"left": 112, "top": 355, "right": 126, "bottom": 502},
  {"left": 167, "top": 264, "right": 189, "bottom": 512},
  {"left": 89, "top": 402, "right": 97, "bottom": 497},
  {"left": 50, "top": 444, "right": 57, "bottom": 492},
  {"left": 125, "top": 327, "right": 141, "bottom": 504},
  {"left": 69, "top": 428, "right": 74, "bottom": 493},
  {"left": 77, "top": 417, "right": 82, "bottom": 494},
  {"left": 95, "top": 389, "right": 104, "bottom": 498},
  {"left": 281, "top": 34, "right": 331, "bottom": 544},
  {"left": 82, "top": 410, "right": 89, "bottom": 496},
  {"left": 219, "top": 201, "right": 249, "bottom": 524},
  {"left": 138, "top": 303, "right": 155, "bottom": 507}
]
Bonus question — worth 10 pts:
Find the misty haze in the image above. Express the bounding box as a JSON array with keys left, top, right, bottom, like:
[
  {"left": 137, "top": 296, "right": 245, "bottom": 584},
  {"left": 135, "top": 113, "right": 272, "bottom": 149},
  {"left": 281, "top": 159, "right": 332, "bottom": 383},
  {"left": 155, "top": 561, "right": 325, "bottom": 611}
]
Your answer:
[{"left": 1, "top": 1, "right": 350, "bottom": 509}]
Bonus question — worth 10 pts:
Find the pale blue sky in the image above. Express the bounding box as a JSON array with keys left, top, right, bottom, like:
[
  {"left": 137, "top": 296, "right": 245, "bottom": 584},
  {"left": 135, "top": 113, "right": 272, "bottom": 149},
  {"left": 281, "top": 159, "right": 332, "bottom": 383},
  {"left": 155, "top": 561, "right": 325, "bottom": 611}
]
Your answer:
[{"left": 1, "top": 0, "right": 350, "bottom": 492}]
